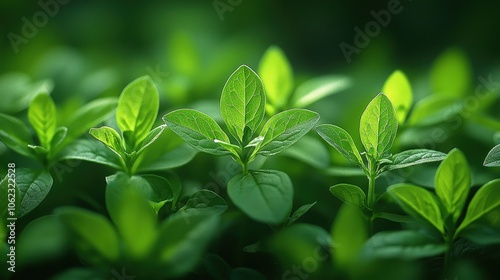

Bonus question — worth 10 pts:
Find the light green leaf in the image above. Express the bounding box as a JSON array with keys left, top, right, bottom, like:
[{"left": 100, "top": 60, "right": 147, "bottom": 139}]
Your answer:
[
  {"left": 55, "top": 139, "right": 122, "bottom": 169},
  {"left": 360, "top": 230, "right": 446, "bottom": 260},
  {"left": 89, "top": 126, "right": 123, "bottom": 156},
  {"left": 136, "top": 125, "right": 166, "bottom": 155},
  {"left": 220, "top": 65, "right": 266, "bottom": 142},
  {"left": 228, "top": 170, "right": 293, "bottom": 224},
  {"left": 382, "top": 70, "right": 412, "bottom": 124},
  {"left": 287, "top": 202, "right": 317, "bottom": 226},
  {"left": 106, "top": 172, "right": 157, "bottom": 258},
  {"left": 116, "top": 76, "right": 159, "bottom": 149},
  {"left": 64, "top": 97, "right": 118, "bottom": 145},
  {"left": 56, "top": 207, "right": 120, "bottom": 263},
  {"left": 0, "top": 113, "right": 34, "bottom": 158},
  {"left": 179, "top": 190, "right": 227, "bottom": 216},
  {"left": 330, "top": 183, "right": 366, "bottom": 208},
  {"left": 435, "top": 149, "right": 471, "bottom": 222},
  {"left": 155, "top": 212, "right": 219, "bottom": 277},
  {"left": 316, "top": 124, "right": 364, "bottom": 168},
  {"left": 292, "top": 75, "right": 351, "bottom": 108},
  {"left": 332, "top": 204, "right": 368, "bottom": 269},
  {"left": 137, "top": 143, "right": 197, "bottom": 172},
  {"left": 163, "top": 109, "right": 232, "bottom": 155},
  {"left": 457, "top": 179, "right": 500, "bottom": 235},
  {"left": 258, "top": 46, "right": 293, "bottom": 110},
  {"left": 50, "top": 126, "right": 67, "bottom": 150},
  {"left": 387, "top": 184, "right": 444, "bottom": 233},
  {"left": 484, "top": 144, "right": 500, "bottom": 167},
  {"left": 17, "top": 168, "right": 53, "bottom": 217},
  {"left": 359, "top": 93, "right": 398, "bottom": 159},
  {"left": 382, "top": 149, "right": 446, "bottom": 172},
  {"left": 431, "top": 48, "right": 472, "bottom": 98},
  {"left": 257, "top": 109, "right": 320, "bottom": 156},
  {"left": 28, "top": 93, "right": 57, "bottom": 149}
]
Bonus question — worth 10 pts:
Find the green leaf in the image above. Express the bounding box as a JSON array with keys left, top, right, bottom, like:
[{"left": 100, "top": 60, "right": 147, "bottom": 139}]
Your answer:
[
  {"left": 116, "top": 76, "right": 159, "bottom": 149},
  {"left": 89, "top": 126, "right": 123, "bottom": 156},
  {"left": 431, "top": 48, "right": 472, "bottom": 98},
  {"left": 316, "top": 124, "right": 364, "bottom": 168},
  {"left": 257, "top": 109, "right": 320, "bottom": 156},
  {"left": 292, "top": 75, "right": 351, "bottom": 108},
  {"left": 136, "top": 124, "right": 166, "bottom": 155},
  {"left": 280, "top": 135, "right": 330, "bottom": 169},
  {"left": 359, "top": 93, "right": 398, "bottom": 159},
  {"left": 55, "top": 139, "right": 122, "bottom": 169},
  {"left": 220, "top": 65, "right": 266, "bottom": 142},
  {"left": 287, "top": 202, "right": 317, "bottom": 226},
  {"left": 457, "top": 179, "right": 500, "bottom": 235},
  {"left": 360, "top": 230, "right": 446, "bottom": 260},
  {"left": 0, "top": 73, "right": 53, "bottom": 114},
  {"left": 179, "top": 190, "right": 227, "bottom": 216},
  {"left": 382, "top": 70, "right": 413, "bottom": 124},
  {"left": 484, "top": 144, "right": 500, "bottom": 167},
  {"left": 56, "top": 207, "right": 120, "bottom": 263},
  {"left": 17, "top": 215, "right": 69, "bottom": 266},
  {"left": 459, "top": 225, "right": 500, "bottom": 245},
  {"left": 407, "top": 95, "right": 460, "bottom": 126},
  {"left": 17, "top": 168, "right": 53, "bottom": 217},
  {"left": 435, "top": 149, "right": 471, "bottom": 222},
  {"left": 105, "top": 172, "right": 157, "bottom": 258},
  {"left": 372, "top": 212, "right": 413, "bottom": 223},
  {"left": 140, "top": 174, "right": 175, "bottom": 204},
  {"left": 228, "top": 170, "right": 293, "bottom": 224},
  {"left": 258, "top": 46, "right": 293, "bottom": 110},
  {"left": 382, "top": 149, "right": 446, "bottom": 172},
  {"left": 50, "top": 126, "right": 68, "bottom": 150},
  {"left": 28, "top": 93, "right": 57, "bottom": 149},
  {"left": 163, "top": 109, "right": 232, "bottom": 156},
  {"left": 330, "top": 183, "right": 366, "bottom": 208},
  {"left": 331, "top": 204, "right": 368, "bottom": 269},
  {"left": 137, "top": 143, "right": 197, "bottom": 172},
  {"left": 63, "top": 97, "right": 118, "bottom": 145},
  {"left": 154, "top": 212, "right": 219, "bottom": 277},
  {"left": 387, "top": 184, "right": 444, "bottom": 233},
  {"left": 0, "top": 113, "right": 34, "bottom": 158}
]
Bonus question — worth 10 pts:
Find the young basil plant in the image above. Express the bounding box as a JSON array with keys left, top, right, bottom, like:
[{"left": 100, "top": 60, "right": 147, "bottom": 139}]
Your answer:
[
  {"left": 316, "top": 93, "right": 446, "bottom": 214},
  {"left": 79, "top": 75, "right": 196, "bottom": 175},
  {"left": 0, "top": 92, "right": 117, "bottom": 218},
  {"left": 386, "top": 149, "right": 500, "bottom": 267},
  {"left": 163, "top": 65, "right": 320, "bottom": 224},
  {"left": 258, "top": 45, "right": 352, "bottom": 115}
]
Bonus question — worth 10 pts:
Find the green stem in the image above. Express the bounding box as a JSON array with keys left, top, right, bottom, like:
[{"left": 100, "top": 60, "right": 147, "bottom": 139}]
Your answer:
[
  {"left": 367, "top": 159, "right": 377, "bottom": 209},
  {"left": 444, "top": 237, "right": 453, "bottom": 275}
]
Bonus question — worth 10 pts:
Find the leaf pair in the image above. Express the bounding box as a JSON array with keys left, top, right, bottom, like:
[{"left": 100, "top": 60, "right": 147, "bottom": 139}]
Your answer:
[
  {"left": 388, "top": 149, "right": 500, "bottom": 243},
  {"left": 90, "top": 76, "right": 166, "bottom": 174},
  {"left": 258, "top": 46, "right": 351, "bottom": 113},
  {"left": 163, "top": 65, "right": 320, "bottom": 164}
]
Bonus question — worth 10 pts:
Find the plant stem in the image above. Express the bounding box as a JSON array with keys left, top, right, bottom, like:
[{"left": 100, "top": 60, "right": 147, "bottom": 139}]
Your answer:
[{"left": 367, "top": 159, "right": 377, "bottom": 209}]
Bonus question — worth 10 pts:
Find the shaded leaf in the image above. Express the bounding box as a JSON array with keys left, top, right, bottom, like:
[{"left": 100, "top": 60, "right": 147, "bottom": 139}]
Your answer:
[
  {"left": 228, "top": 170, "right": 293, "bottom": 224},
  {"left": 330, "top": 183, "right": 366, "bottom": 208}
]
